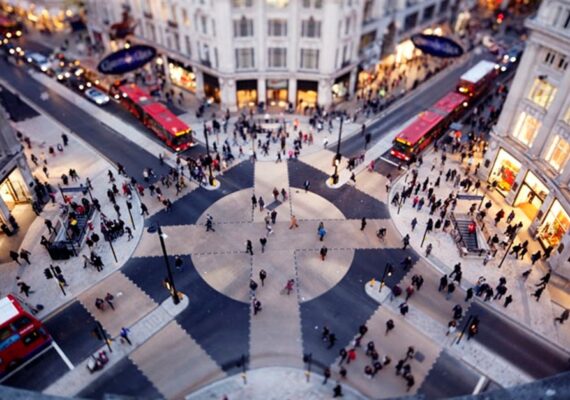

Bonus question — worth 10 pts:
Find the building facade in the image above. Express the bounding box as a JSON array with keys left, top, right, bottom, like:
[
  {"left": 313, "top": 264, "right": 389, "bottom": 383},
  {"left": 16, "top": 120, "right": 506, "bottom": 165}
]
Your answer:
[
  {"left": 0, "top": 105, "right": 35, "bottom": 228},
  {"left": 85, "top": 0, "right": 460, "bottom": 111},
  {"left": 480, "top": 0, "right": 570, "bottom": 280}
]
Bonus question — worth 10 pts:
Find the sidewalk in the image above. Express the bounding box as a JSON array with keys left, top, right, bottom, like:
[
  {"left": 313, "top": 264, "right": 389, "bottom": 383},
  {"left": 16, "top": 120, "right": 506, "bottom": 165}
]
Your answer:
[
  {"left": 388, "top": 146, "right": 570, "bottom": 352},
  {"left": 0, "top": 111, "right": 145, "bottom": 318}
]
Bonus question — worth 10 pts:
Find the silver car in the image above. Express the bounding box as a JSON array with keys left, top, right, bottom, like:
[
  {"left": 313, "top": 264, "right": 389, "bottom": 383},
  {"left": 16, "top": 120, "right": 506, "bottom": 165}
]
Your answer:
[{"left": 84, "top": 88, "right": 110, "bottom": 106}]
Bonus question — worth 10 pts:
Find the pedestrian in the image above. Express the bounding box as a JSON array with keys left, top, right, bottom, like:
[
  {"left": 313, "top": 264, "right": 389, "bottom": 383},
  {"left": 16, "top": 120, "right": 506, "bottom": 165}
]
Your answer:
[
  {"left": 250, "top": 279, "right": 258, "bottom": 293},
  {"left": 339, "top": 366, "right": 347, "bottom": 379},
  {"left": 45, "top": 218, "right": 55, "bottom": 234},
  {"left": 9, "top": 250, "right": 20, "bottom": 265},
  {"left": 260, "top": 237, "right": 267, "bottom": 253},
  {"left": 532, "top": 286, "right": 545, "bottom": 301},
  {"left": 19, "top": 249, "right": 32, "bottom": 264},
  {"left": 411, "top": 217, "right": 418, "bottom": 231},
  {"left": 175, "top": 256, "right": 183, "bottom": 271},
  {"left": 205, "top": 214, "right": 215, "bottom": 232},
  {"left": 120, "top": 327, "right": 132, "bottom": 345},
  {"left": 399, "top": 302, "right": 409, "bottom": 316},
  {"left": 62, "top": 133, "right": 69, "bottom": 146},
  {"left": 385, "top": 319, "right": 395, "bottom": 334},
  {"left": 320, "top": 245, "right": 328, "bottom": 261},
  {"left": 258, "top": 196, "right": 265, "bottom": 212},
  {"left": 531, "top": 250, "right": 542, "bottom": 265},
  {"left": 265, "top": 222, "right": 273, "bottom": 236},
  {"left": 347, "top": 348, "right": 356, "bottom": 363},
  {"left": 304, "top": 179, "right": 310, "bottom": 192},
  {"left": 318, "top": 224, "right": 327, "bottom": 241},
  {"left": 538, "top": 272, "right": 551, "bottom": 287},
  {"left": 438, "top": 275, "right": 448, "bottom": 292},
  {"left": 405, "top": 285, "right": 414, "bottom": 301},
  {"left": 446, "top": 282, "right": 456, "bottom": 300},
  {"left": 364, "top": 365, "right": 374, "bottom": 379},
  {"left": 105, "top": 293, "right": 115, "bottom": 310},
  {"left": 503, "top": 294, "right": 513, "bottom": 308},
  {"left": 333, "top": 384, "right": 343, "bottom": 398},
  {"left": 465, "top": 288, "right": 473, "bottom": 302},
  {"left": 55, "top": 271, "right": 68, "bottom": 287},
  {"left": 425, "top": 243, "right": 433, "bottom": 257},
  {"left": 360, "top": 217, "right": 367, "bottom": 231},
  {"left": 395, "top": 359, "right": 405, "bottom": 375},
  {"left": 259, "top": 269, "right": 267, "bottom": 286},
  {"left": 405, "top": 374, "right": 415, "bottom": 392},
  {"left": 271, "top": 210, "right": 277, "bottom": 224},
  {"left": 402, "top": 234, "right": 410, "bottom": 249},
  {"left": 328, "top": 333, "right": 337, "bottom": 349},
  {"left": 322, "top": 367, "right": 331, "bottom": 384},
  {"left": 140, "top": 203, "right": 149, "bottom": 216},
  {"left": 95, "top": 298, "right": 105, "bottom": 311},
  {"left": 405, "top": 346, "right": 415, "bottom": 361},
  {"left": 555, "top": 309, "right": 569, "bottom": 324},
  {"left": 246, "top": 240, "right": 254, "bottom": 255},
  {"left": 338, "top": 348, "right": 348, "bottom": 365},
  {"left": 125, "top": 226, "right": 133, "bottom": 241},
  {"left": 251, "top": 195, "right": 257, "bottom": 209},
  {"left": 253, "top": 298, "right": 262, "bottom": 315},
  {"left": 272, "top": 187, "right": 279, "bottom": 201},
  {"left": 446, "top": 320, "right": 457, "bottom": 336},
  {"left": 289, "top": 215, "right": 299, "bottom": 229},
  {"left": 16, "top": 277, "right": 33, "bottom": 297}
]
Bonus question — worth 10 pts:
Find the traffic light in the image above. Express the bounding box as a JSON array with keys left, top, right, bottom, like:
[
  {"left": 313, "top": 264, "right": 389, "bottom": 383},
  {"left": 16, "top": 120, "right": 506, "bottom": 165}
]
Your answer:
[
  {"left": 496, "top": 13, "right": 504, "bottom": 24},
  {"left": 44, "top": 268, "right": 53, "bottom": 279}
]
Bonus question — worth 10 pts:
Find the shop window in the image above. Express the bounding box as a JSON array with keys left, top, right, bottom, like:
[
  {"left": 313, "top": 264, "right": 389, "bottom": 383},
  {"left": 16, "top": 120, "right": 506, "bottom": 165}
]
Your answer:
[
  {"left": 538, "top": 200, "right": 570, "bottom": 248},
  {"left": 528, "top": 77, "right": 557, "bottom": 109},
  {"left": 233, "top": 17, "right": 253, "bottom": 38},
  {"left": 268, "top": 19, "right": 287, "bottom": 36},
  {"left": 268, "top": 48, "right": 287, "bottom": 69},
  {"left": 267, "top": 0, "right": 289, "bottom": 7},
  {"left": 235, "top": 48, "right": 255, "bottom": 69},
  {"left": 168, "top": 61, "right": 196, "bottom": 92},
  {"left": 232, "top": 0, "right": 253, "bottom": 7},
  {"left": 489, "top": 148, "right": 522, "bottom": 195},
  {"left": 512, "top": 112, "right": 541, "bottom": 147},
  {"left": 545, "top": 135, "right": 570, "bottom": 172},
  {"left": 300, "top": 49, "right": 319, "bottom": 70},
  {"left": 301, "top": 18, "right": 321, "bottom": 38}
]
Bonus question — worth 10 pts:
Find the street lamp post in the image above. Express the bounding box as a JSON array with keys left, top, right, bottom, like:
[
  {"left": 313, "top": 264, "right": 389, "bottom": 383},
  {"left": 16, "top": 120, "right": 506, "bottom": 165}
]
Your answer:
[
  {"left": 203, "top": 122, "right": 215, "bottom": 186},
  {"left": 331, "top": 117, "right": 344, "bottom": 185},
  {"left": 498, "top": 232, "right": 516, "bottom": 269},
  {"left": 456, "top": 314, "right": 473, "bottom": 345},
  {"left": 155, "top": 224, "right": 180, "bottom": 305},
  {"left": 125, "top": 200, "right": 136, "bottom": 230},
  {"left": 107, "top": 236, "right": 118, "bottom": 263},
  {"left": 379, "top": 263, "right": 393, "bottom": 292},
  {"left": 420, "top": 226, "right": 429, "bottom": 248}
]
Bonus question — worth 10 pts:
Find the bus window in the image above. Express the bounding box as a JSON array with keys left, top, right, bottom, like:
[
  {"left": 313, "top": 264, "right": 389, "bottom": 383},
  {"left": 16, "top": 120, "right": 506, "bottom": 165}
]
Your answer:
[
  {"left": 171, "top": 132, "right": 192, "bottom": 148},
  {"left": 0, "top": 327, "right": 12, "bottom": 341},
  {"left": 22, "top": 331, "right": 41, "bottom": 346},
  {"left": 11, "top": 317, "right": 32, "bottom": 331}
]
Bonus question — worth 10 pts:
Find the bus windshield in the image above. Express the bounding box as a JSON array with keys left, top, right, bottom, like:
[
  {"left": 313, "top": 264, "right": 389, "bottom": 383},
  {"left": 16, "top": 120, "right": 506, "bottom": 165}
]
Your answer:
[{"left": 171, "top": 131, "right": 193, "bottom": 147}]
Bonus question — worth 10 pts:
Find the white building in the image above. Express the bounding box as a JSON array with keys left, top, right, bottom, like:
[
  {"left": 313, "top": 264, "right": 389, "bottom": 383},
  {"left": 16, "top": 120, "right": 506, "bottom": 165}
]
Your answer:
[
  {"left": 481, "top": 0, "right": 570, "bottom": 281},
  {"left": 85, "top": 0, "right": 460, "bottom": 111}
]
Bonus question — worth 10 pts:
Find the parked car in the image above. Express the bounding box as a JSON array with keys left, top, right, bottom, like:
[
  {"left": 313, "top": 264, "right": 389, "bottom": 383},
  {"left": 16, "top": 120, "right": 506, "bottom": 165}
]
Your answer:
[{"left": 84, "top": 88, "right": 110, "bottom": 106}]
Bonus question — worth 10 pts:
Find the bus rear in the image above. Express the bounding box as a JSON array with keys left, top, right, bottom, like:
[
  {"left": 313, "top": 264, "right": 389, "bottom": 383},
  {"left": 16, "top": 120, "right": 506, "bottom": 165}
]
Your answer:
[
  {"left": 0, "top": 295, "right": 52, "bottom": 374},
  {"left": 457, "top": 60, "right": 498, "bottom": 97}
]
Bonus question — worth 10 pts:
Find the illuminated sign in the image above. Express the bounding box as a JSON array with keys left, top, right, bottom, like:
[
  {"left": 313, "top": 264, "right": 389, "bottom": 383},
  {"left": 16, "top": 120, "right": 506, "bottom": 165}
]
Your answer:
[
  {"left": 411, "top": 34, "right": 464, "bottom": 58},
  {"left": 97, "top": 45, "right": 157, "bottom": 75}
]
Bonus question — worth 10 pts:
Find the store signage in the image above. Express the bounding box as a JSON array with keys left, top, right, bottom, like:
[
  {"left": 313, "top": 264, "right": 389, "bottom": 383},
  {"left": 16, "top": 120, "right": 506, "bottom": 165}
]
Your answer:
[
  {"left": 411, "top": 34, "right": 464, "bottom": 58},
  {"left": 97, "top": 45, "right": 157, "bottom": 75}
]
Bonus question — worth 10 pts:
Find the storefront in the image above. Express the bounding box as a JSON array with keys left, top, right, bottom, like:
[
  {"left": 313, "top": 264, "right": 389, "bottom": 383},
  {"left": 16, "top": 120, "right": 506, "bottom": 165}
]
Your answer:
[
  {"left": 297, "top": 80, "right": 318, "bottom": 110},
  {"left": 236, "top": 80, "right": 258, "bottom": 109},
  {"left": 332, "top": 72, "right": 350, "bottom": 101},
  {"left": 488, "top": 148, "right": 522, "bottom": 196},
  {"left": 203, "top": 72, "right": 221, "bottom": 103},
  {"left": 538, "top": 199, "right": 570, "bottom": 249},
  {"left": 0, "top": 168, "right": 29, "bottom": 210},
  {"left": 167, "top": 57, "right": 196, "bottom": 93},
  {"left": 513, "top": 171, "right": 549, "bottom": 219},
  {"left": 266, "top": 79, "right": 288, "bottom": 107}
]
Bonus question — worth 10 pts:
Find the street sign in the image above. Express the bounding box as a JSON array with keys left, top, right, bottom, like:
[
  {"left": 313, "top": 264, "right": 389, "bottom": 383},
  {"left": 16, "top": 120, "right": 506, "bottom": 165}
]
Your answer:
[
  {"left": 411, "top": 34, "right": 464, "bottom": 58},
  {"left": 97, "top": 45, "right": 157, "bottom": 75}
]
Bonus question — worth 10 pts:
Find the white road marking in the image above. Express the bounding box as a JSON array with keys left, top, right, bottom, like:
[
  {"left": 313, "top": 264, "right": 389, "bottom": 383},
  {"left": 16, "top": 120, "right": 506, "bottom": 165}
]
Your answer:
[
  {"left": 52, "top": 341, "right": 74, "bottom": 371},
  {"left": 472, "top": 375, "right": 488, "bottom": 394}
]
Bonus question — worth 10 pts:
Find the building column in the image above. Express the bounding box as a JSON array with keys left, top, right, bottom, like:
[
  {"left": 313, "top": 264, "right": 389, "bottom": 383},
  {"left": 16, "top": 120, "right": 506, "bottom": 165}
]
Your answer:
[
  {"left": 258, "top": 78, "right": 266, "bottom": 105},
  {"left": 348, "top": 68, "right": 358, "bottom": 98},
  {"left": 221, "top": 79, "right": 238, "bottom": 112},
  {"left": 16, "top": 155, "right": 36, "bottom": 202},
  {"left": 288, "top": 78, "right": 297, "bottom": 105},
  {"left": 318, "top": 78, "right": 333, "bottom": 109},
  {"left": 195, "top": 69, "right": 205, "bottom": 99}
]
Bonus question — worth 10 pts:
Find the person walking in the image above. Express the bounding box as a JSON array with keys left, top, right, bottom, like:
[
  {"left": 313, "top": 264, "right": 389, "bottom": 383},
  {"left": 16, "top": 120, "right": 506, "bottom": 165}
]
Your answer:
[
  {"left": 320, "top": 245, "right": 328, "bottom": 261},
  {"left": 105, "top": 293, "right": 115, "bottom": 310},
  {"left": 328, "top": 333, "right": 337, "bottom": 349},
  {"left": 425, "top": 243, "right": 433, "bottom": 257},
  {"left": 537, "top": 272, "right": 551, "bottom": 287},
  {"left": 140, "top": 203, "right": 149, "bottom": 216},
  {"left": 530, "top": 250, "right": 542, "bottom": 265},
  {"left": 445, "top": 282, "right": 456, "bottom": 300},
  {"left": 438, "top": 275, "right": 448, "bottom": 292},
  {"left": 45, "top": 218, "right": 55, "bottom": 234},
  {"left": 338, "top": 348, "right": 348, "bottom": 365},
  {"left": 322, "top": 368, "right": 331, "bottom": 384},
  {"left": 503, "top": 294, "right": 513, "bottom": 308},
  {"left": 532, "top": 286, "right": 545, "bottom": 301},
  {"left": 258, "top": 196, "right": 265, "bottom": 212},
  {"left": 120, "top": 327, "right": 132, "bottom": 345},
  {"left": 318, "top": 223, "right": 327, "bottom": 241},
  {"left": 385, "top": 319, "right": 395, "bottom": 335},
  {"left": 9, "top": 250, "right": 20, "bottom": 265},
  {"left": 253, "top": 298, "right": 262, "bottom": 315},
  {"left": 555, "top": 309, "right": 569, "bottom": 324},
  {"left": 465, "top": 288, "right": 474, "bottom": 302},
  {"left": 360, "top": 217, "right": 367, "bottom": 231},
  {"left": 259, "top": 269, "right": 267, "bottom": 286},
  {"left": 399, "top": 302, "right": 409, "bottom": 316},
  {"left": 346, "top": 348, "right": 356, "bottom": 364},
  {"left": 251, "top": 195, "right": 257, "bottom": 210},
  {"left": 16, "top": 277, "right": 33, "bottom": 297},
  {"left": 246, "top": 240, "right": 254, "bottom": 255},
  {"left": 174, "top": 256, "right": 183, "bottom": 271},
  {"left": 270, "top": 210, "right": 278, "bottom": 224},
  {"left": 19, "top": 249, "right": 32, "bottom": 264},
  {"left": 289, "top": 215, "right": 299, "bottom": 229},
  {"left": 259, "top": 237, "right": 267, "bottom": 253},
  {"left": 411, "top": 217, "right": 418, "bottom": 231},
  {"left": 446, "top": 320, "right": 457, "bottom": 336},
  {"left": 304, "top": 179, "right": 310, "bottom": 192},
  {"left": 205, "top": 214, "right": 215, "bottom": 232},
  {"left": 402, "top": 234, "right": 410, "bottom": 249}
]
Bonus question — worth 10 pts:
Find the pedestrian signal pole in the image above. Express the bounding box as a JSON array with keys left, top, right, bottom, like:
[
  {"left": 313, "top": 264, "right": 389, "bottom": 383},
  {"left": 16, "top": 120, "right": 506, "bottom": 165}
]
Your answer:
[
  {"left": 43, "top": 265, "right": 66, "bottom": 296},
  {"left": 126, "top": 200, "right": 135, "bottom": 230}
]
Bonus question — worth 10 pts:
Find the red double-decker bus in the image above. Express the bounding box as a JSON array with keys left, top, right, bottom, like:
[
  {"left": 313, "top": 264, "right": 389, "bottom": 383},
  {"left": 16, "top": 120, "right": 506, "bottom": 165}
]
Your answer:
[
  {"left": 119, "top": 84, "right": 194, "bottom": 152},
  {"left": 457, "top": 60, "right": 499, "bottom": 98},
  {"left": 391, "top": 92, "right": 468, "bottom": 162},
  {"left": 0, "top": 295, "right": 52, "bottom": 374}
]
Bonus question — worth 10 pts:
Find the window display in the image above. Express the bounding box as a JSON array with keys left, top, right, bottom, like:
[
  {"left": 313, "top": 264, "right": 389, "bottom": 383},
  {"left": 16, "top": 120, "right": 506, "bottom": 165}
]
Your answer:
[
  {"left": 489, "top": 149, "right": 522, "bottom": 195},
  {"left": 538, "top": 200, "right": 570, "bottom": 248},
  {"left": 168, "top": 60, "right": 196, "bottom": 92},
  {"left": 512, "top": 112, "right": 540, "bottom": 146},
  {"left": 544, "top": 135, "right": 570, "bottom": 172}
]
